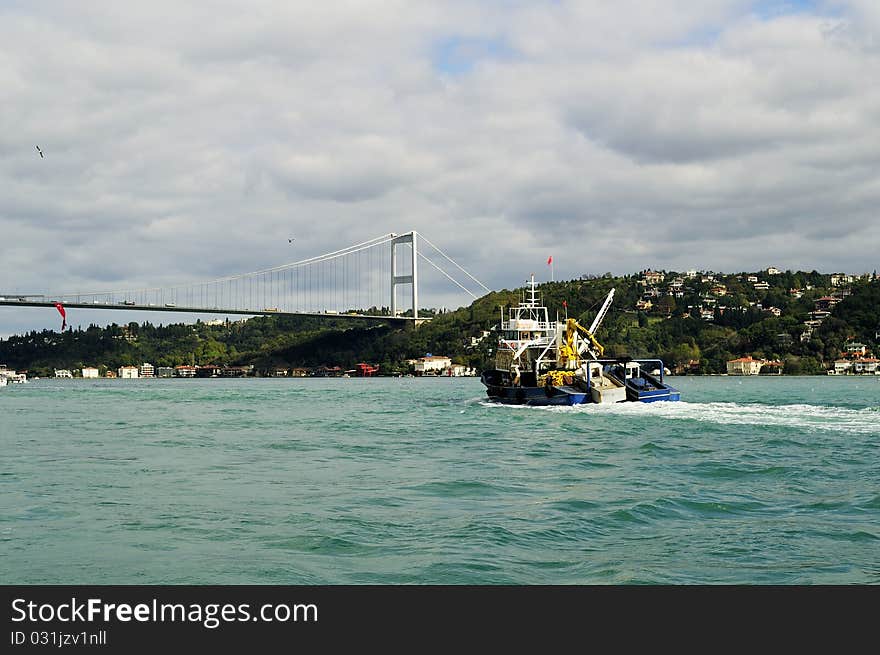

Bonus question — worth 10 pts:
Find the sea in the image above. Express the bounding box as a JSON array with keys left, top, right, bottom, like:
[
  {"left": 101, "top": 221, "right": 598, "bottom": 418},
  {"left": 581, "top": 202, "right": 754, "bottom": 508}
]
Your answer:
[{"left": 1, "top": 376, "right": 878, "bottom": 584}]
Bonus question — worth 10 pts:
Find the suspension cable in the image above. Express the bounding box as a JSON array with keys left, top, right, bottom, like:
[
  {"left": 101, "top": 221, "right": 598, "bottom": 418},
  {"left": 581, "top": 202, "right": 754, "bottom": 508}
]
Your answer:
[
  {"left": 417, "top": 252, "right": 478, "bottom": 299},
  {"left": 418, "top": 232, "right": 491, "bottom": 293}
]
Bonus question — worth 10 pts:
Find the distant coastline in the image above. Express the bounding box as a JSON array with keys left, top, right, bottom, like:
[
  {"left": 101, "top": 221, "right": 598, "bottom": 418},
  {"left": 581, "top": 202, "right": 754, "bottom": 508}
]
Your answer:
[{"left": 2, "top": 268, "right": 878, "bottom": 378}]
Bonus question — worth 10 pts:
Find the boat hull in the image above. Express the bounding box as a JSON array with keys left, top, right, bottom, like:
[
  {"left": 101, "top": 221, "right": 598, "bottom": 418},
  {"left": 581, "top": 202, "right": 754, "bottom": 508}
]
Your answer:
[
  {"left": 480, "top": 372, "right": 589, "bottom": 406},
  {"left": 626, "top": 386, "right": 681, "bottom": 403}
]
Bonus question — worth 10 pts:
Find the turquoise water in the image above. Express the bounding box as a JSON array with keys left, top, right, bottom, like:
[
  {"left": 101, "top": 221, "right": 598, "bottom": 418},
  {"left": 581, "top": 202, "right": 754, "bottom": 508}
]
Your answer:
[{"left": 1, "top": 376, "right": 878, "bottom": 584}]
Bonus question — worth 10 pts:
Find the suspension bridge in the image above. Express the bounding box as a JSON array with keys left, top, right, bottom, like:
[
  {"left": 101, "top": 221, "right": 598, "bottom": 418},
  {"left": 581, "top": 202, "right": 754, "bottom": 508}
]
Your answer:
[{"left": 0, "top": 231, "right": 491, "bottom": 325}]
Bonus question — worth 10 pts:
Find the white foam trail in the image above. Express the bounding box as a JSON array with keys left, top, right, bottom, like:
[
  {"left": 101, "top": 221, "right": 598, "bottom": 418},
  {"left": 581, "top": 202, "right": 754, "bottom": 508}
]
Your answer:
[{"left": 479, "top": 400, "right": 880, "bottom": 435}]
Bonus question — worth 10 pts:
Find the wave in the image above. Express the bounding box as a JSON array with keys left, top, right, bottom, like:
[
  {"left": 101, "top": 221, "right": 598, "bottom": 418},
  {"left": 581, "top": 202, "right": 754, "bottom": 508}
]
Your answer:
[{"left": 479, "top": 400, "right": 880, "bottom": 435}]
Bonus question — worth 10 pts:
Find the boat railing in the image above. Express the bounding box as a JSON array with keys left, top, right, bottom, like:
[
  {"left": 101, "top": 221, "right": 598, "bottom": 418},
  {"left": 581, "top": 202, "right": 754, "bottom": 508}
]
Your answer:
[
  {"left": 594, "top": 358, "right": 667, "bottom": 383},
  {"left": 500, "top": 320, "right": 555, "bottom": 332}
]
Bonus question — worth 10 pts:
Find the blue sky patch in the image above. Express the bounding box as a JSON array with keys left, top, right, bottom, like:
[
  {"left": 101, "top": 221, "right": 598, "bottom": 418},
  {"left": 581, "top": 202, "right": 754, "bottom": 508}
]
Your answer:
[
  {"left": 431, "top": 36, "right": 515, "bottom": 74},
  {"left": 751, "top": 0, "right": 824, "bottom": 20}
]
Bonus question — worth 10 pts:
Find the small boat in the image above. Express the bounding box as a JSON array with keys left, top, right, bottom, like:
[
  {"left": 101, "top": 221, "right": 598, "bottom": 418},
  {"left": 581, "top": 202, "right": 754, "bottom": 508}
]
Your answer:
[{"left": 604, "top": 359, "right": 681, "bottom": 403}]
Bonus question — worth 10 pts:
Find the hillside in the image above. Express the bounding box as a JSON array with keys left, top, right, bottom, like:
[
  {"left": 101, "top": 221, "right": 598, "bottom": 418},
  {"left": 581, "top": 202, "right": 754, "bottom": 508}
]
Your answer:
[{"left": 1, "top": 270, "right": 878, "bottom": 376}]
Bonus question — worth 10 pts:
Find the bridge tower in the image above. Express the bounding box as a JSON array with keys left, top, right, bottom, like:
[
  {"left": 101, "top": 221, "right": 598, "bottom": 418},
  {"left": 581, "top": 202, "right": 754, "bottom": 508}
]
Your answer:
[{"left": 390, "top": 231, "right": 418, "bottom": 321}]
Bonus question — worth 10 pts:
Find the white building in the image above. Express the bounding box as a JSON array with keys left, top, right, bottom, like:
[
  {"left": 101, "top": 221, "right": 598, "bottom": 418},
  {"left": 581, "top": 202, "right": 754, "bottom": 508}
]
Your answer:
[
  {"left": 726, "top": 357, "right": 763, "bottom": 375},
  {"left": 414, "top": 355, "right": 452, "bottom": 375},
  {"left": 852, "top": 358, "right": 879, "bottom": 374},
  {"left": 118, "top": 366, "right": 139, "bottom": 379},
  {"left": 139, "top": 362, "right": 155, "bottom": 378},
  {"left": 766, "top": 267, "right": 782, "bottom": 275},
  {"left": 81, "top": 367, "right": 100, "bottom": 378},
  {"left": 54, "top": 369, "right": 73, "bottom": 378},
  {"left": 844, "top": 342, "right": 867, "bottom": 356}
]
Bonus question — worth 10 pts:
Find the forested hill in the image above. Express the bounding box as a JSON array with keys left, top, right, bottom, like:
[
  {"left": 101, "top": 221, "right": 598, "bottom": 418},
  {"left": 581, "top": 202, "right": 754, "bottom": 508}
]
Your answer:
[{"left": 2, "top": 270, "right": 878, "bottom": 376}]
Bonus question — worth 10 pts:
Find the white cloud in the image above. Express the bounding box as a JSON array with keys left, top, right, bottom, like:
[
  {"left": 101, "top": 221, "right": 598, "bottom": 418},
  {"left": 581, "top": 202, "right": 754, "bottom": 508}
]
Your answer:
[{"left": 1, "top": 0, "right": 878, "bottom": 335}]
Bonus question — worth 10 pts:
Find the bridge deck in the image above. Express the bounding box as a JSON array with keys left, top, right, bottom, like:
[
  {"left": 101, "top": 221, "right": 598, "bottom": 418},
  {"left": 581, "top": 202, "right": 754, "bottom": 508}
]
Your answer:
[{"left": 0, "top": 300, "right": 419, "bottom": 321}]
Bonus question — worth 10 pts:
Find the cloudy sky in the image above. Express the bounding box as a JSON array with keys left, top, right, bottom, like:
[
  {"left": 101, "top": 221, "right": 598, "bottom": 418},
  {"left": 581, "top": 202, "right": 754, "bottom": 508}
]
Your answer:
[{"left": 2, "top": 0, "right": 879, "bottom": 335}]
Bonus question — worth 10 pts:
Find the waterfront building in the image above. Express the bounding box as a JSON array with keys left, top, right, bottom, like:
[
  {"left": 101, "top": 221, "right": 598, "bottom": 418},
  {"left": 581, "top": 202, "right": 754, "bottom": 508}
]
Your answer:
[
  {"left": 81, "top": 367, "right": 100, "bottom": 378},
  {"left": 414, "top": 355, "right": 452, "bottom": 375},
  {"left": 726, "top": 357, "right": 764, "bottom": 375},
  {"left": 118, "top": 366, "right": 139, "bottom": 379},
  {"left": 852, "top": 358, "right": 879, "bottom": 374},
  {"left": 174, "top": 365, "right": 197, "bottom": 378},
  {"left": 54, "top": 369, "right": 73, "bottom": 378},
  {"left": 156, "top": 367, "right": 174, "bottom": 378},
  {"left": 221, "top": 366, "right": 251, "bottom": 377},
  {"left": 139, "top": 362, "right": 155, "bottom": 378}
]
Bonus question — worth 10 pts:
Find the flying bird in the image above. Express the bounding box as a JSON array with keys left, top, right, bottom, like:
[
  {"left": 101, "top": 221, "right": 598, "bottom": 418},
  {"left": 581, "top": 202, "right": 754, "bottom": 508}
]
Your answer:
[
  {"left": 288, "top": 238, "right": 295, "bottom": 243},
  {"left": 35, "top": 146, "right": 43, "bottom": 158}
]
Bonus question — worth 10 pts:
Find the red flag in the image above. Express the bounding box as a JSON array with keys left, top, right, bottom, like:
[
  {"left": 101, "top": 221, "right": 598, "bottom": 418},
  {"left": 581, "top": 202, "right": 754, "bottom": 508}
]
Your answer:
[
  {"left": 54, "top": 303, "right": 67, "bottom": 331},
  {"left": 547, "top": 256, "right": 553, "bottom": 265},
  {"left": 562, "top": 300, "right": 567, "bottom": 308}
]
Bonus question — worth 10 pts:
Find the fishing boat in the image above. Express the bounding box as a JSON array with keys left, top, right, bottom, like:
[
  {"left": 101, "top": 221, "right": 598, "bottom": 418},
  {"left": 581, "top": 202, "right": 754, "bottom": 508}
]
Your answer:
[
  {"left": 480, "top": 275, "right": 679, "bottom": 405},
  {"left": 481, "top": 275, "right": 619, "bottom": 405}
]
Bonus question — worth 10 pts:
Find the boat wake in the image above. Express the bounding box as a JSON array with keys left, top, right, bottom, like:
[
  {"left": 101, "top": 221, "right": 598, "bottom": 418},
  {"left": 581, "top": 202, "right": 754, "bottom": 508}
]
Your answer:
[{"left": 479, "top": 399, "right": 880, "bottom": 435}]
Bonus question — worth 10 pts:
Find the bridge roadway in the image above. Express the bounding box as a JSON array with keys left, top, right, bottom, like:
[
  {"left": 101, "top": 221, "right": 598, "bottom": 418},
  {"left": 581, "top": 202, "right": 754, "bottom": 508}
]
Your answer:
[{"left": 0, "top": 299, "right": 420, "bottom": 322}]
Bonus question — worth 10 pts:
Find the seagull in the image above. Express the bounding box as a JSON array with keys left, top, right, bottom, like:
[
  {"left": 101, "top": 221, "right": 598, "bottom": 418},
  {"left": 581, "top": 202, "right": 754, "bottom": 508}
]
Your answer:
[
  {"left": 288, "top": 238, "right": 295, "bottom": 243},
  {"left": 35, "top": 146, "right": 43, "bottom": 158}
]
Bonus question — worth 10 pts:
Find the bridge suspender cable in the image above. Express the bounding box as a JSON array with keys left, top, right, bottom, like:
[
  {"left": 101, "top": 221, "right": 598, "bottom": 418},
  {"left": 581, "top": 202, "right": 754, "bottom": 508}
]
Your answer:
[
  {"left": 418, "top": 233, "right": 491, "bottom": 293},
  {"left": 54, "top": 234, "right": 395, "bottom": 299},
  {"left": 417, "top": 253, "right": 479, "bottom": 299}
]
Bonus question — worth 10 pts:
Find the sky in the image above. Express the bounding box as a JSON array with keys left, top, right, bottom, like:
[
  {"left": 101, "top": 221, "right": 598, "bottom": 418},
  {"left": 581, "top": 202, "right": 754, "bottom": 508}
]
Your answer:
[{"left": 2, "top": 0, "right": 879, "bottom": 336}]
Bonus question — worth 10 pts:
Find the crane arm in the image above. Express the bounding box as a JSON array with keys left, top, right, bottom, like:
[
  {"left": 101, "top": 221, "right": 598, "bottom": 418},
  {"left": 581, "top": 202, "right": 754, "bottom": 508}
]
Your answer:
[
  {"left": 588, "top": 288, "right": 615, "bottom": 334},
  {"left": 566, "top": 318, "right": 605, "bottom": 358}
]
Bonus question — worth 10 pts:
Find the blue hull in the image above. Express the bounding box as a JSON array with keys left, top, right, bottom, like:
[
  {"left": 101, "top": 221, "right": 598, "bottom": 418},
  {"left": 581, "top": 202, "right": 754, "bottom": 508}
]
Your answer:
[
  {"left": 604, "top": 362, "right": 681, "bottom": 403},
  {"left": 627, "top": 387, "right": 681, "bottom": 403}
]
